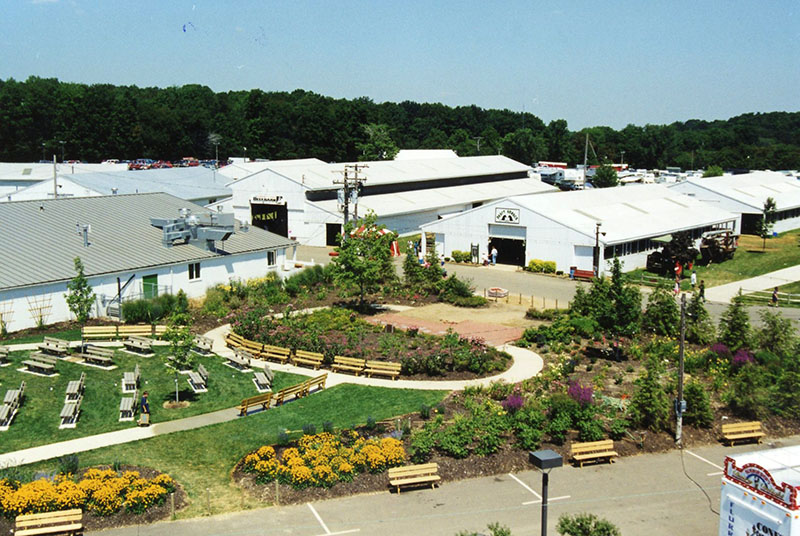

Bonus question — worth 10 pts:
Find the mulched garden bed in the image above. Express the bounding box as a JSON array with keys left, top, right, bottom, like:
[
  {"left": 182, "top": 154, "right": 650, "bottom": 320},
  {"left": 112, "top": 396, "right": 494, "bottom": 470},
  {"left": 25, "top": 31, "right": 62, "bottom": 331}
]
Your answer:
[{"left": 0, "top": 465, "right": 187, "bottom": 534}]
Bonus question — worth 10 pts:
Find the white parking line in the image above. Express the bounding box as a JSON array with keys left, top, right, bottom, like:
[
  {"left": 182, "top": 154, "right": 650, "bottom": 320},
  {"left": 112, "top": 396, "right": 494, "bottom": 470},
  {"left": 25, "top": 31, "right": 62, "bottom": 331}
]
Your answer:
[
  {"left": 509, "top": 473, "right": 541, "bottom": 499},
  {"left": 707, "top": 471, "right": 723, "bottom": 476},
  {"left": 684, "top": 449, "right": 723, "bottom": 470},
  {"left": 307, "top": 502, "right": 360, "bottom": 536},
  {"left": 523, "top": 495, "right": 571, "bottom": 506}
]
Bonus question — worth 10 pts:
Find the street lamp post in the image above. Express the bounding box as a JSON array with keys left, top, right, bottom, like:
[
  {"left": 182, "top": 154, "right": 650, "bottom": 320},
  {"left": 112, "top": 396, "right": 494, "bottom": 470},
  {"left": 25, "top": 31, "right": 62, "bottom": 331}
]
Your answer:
[
  {"left": 41, "top": 142, "right": 46, "bottom": 162},
  {"left": 243, "top": 146, "right": 247, "bottom": 162},
  {"left": 594, "top": 222, "right": 603, "bottom": 276},
  {"left": 529, "top": 450, "right": 563, "bottom": 536},
  {"left": 58, "top": 140, "right": 65, "bottom": 163}
]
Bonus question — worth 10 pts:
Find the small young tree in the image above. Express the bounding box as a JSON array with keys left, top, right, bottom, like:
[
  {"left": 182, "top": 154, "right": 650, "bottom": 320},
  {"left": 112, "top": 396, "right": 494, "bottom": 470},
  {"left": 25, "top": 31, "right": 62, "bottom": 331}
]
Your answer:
[
  {"left": 755, "top": 309, "right": 797, "bottom": 359},
  {"left": 65, "top": 256, "right": 95, "bottom": 325},
  {"left": 402, "top": 243, "right": 424, "bottom": 286},
  {"left": 557, "top": 513, "right": 621, "bottom": 536},
  {"left": 683, "top": 381, "right": 713, "bottom": 428},
  {"left": 641, "top": 283, "right": 680, "bottom": 336},
  {"left": 163, "top": 312, "right": 195, "bottom": 403},
  {"left": 702, "top": 165, "right": 724, "bottom": 178},
  {"left": 685, "top": 291, "right": 715, "bottom": 345},
  {"left": 591, "top": 164, "right": 618, "bottom": 188},
  {"left": 330, "top": 212, "right": 397, "bottom": 311},
  {"left": 718, "top": 292, "right": 751, "bottom": 351},
  {"left": 629, "top": 355, "right": 670, "bottom": 432},
  {"left": 754, "top": 196, "right": 777, "bottom": 250}
]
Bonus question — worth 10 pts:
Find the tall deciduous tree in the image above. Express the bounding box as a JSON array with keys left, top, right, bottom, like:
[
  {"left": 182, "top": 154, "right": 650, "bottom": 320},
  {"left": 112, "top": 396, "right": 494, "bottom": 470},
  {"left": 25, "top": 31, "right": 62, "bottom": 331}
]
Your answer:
[
  {"left": 65, "top": 257, "right": 95, "bottom": 324},
  {"left": 331, "top": 212, "right": 397, "bottom": 311},
  {"left": 702, "top": 165, "right": 724, "bottom": 177},
  {"left": 357, "top": 124, "right": 398, "bottom": 161},
  {"left": 754, "top": 196, "right": 777, "bottom": 250},
  {"left": 591, "top": 164, "right": 618, "bottom": 188},
  {"left": 163, "top": 312, "right": 195, "bottom": 403}
]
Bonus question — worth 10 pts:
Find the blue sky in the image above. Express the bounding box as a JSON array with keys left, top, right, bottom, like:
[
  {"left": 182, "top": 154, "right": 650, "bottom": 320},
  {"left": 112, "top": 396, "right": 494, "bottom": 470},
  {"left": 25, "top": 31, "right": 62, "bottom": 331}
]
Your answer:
[{"left": 2, "top": 0, "right": 798, "bottom": 129}]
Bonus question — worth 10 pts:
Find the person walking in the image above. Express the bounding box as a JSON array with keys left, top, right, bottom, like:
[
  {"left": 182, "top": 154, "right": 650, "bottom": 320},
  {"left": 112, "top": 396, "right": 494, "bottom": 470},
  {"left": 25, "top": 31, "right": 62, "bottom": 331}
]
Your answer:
[
  {"left": 491, "top": 246, "right": 498, "bottom": 266},
  {"left": 138, "top": 391, "right": 151, "bottom": 426},
  {"left": 772, "top": 286, "right": 779, "bottom": 307},
  {"left": 673, "top": 277, "right": 680, "bottom": 295},
  {"left": 690, "top": 270, "right": 697, "bottom": 289},
  {"left": 699, "top": 280, "right": 706, "bottom": 303}
]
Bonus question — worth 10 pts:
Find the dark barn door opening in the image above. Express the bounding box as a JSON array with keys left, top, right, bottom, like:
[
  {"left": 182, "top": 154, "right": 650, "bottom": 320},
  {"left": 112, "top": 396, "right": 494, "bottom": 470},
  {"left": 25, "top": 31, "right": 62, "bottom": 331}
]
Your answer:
[
  {"left": 251, "top": 203, "right": 288, "bottom": 237},
  {"left": 489, "top": 238, "right": 526, "bottom": 267},
  {"left": 326, "top": 223, "right": 342, "bottom": 246}
]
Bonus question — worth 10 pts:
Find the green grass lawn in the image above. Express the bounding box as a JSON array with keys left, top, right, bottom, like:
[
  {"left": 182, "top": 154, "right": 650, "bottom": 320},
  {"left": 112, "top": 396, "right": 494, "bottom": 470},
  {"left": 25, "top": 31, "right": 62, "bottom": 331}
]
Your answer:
[
  {"left": 1, "top": 328, "right": 83, "bottom": 345},
  {"left": 0, "top": 347, "right": 307, "bottom": 453},
  {"left": 628, "top": 230, "right": 800, "bottom": 289},
  {"left": 14, "top": 384, "right": 446, "bottom": 518}
]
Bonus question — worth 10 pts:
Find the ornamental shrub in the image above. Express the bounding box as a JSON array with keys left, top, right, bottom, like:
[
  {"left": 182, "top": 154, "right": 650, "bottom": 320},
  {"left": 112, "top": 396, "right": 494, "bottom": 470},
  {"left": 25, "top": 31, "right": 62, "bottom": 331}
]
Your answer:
[
  {"left": 628, "top": 355, "right": 670, "bottom": 432},
  {"left": 567, "top": 381, "right": 593, "bottom": 407},
  {"left": 683, "top": 381, "right": 713, "bottom": 428}
]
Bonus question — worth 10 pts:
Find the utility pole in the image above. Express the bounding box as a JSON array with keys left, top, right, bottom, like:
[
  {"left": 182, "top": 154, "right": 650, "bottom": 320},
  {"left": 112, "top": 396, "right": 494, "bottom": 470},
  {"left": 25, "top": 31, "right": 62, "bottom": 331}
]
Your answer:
[
  {"left": 676, "top": 292, "right": 686, "bottom": 446},
  {"left": 583, "top": 132, "right": 589, "bottom": 183},
  {"left": 620, "top": 150, "right": 625, "bottom": 165},
  {"left": 593, "top": 222, "right": 603, "bottom": 276},
  {"left": 333, "top": 163, "right": 368, "bottom": 240}
]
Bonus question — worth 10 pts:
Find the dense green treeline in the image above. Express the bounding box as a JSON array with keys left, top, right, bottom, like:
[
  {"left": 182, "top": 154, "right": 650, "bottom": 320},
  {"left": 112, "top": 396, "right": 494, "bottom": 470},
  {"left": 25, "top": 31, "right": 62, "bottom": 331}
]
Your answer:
[{"left": 2, "top": 76, "right": 799, "bottom": 169}]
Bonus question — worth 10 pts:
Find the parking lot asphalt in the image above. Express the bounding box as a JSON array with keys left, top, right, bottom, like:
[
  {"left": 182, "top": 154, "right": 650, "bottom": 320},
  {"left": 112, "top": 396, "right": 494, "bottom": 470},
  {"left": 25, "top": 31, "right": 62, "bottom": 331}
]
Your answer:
[{"left": 91, "top": 434, "right": 800, "bottom": 536}]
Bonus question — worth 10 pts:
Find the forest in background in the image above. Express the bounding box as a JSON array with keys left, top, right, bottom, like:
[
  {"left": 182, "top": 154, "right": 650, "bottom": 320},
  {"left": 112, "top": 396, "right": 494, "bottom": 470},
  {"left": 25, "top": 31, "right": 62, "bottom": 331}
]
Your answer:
[{"left": 1, "top": 76, "right": 799, "bottom": 170}]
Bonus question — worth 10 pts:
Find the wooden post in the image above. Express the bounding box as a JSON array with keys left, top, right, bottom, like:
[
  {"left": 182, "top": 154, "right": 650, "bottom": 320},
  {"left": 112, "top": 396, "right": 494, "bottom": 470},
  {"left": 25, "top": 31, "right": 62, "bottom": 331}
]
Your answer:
[
  {"left": 542, "top": 296, "right": 545, "bottom": 308},
  {"left": 206, "top": 488, "right": 211, "bottom": 515},
  {"left": 556, "top": 299, "right": 559, "bottom": 309},
  {"left": 531, "top": 295, "right": 534, "bottom": 306},
  {"left": 519, "top": 293, "right": 522, "bottom": 304},
  {"left": 275, "top": 479, "right": 279, "bottom": 505},
  {"left": 170, "top": 493, "right": 175, "bottom": 520}
]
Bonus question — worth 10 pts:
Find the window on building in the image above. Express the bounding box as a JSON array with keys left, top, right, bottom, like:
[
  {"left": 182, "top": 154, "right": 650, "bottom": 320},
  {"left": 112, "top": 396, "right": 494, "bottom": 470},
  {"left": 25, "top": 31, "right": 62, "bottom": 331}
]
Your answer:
[
  {"left": 267, "top": 251, "right": 276, "bottom": 266},
  {"left": 189, "top": 262, "right": 201, "bottom": 280}
]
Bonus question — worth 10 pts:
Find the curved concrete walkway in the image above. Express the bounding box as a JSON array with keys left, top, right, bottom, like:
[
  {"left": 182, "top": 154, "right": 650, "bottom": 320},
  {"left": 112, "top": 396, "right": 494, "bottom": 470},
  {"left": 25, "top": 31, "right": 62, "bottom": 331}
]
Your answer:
[{"left": 0, "top": 324, "right": 542, "bottom": 468}]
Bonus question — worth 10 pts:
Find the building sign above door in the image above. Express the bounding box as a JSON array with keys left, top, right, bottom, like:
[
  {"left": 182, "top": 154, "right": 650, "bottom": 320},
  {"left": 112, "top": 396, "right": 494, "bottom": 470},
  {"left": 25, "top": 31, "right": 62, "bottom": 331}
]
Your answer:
[{"left": 495, "top": 208, "right": 520, "bottom": 224}]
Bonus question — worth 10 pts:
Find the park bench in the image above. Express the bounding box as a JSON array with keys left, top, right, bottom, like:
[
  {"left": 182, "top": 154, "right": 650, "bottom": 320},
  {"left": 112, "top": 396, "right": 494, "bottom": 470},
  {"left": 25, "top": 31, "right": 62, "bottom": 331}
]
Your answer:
[
  {"left": 364, "top": 360, "right": 402, "bottom": 380},
  {"left": 273, "top": 382, "right": 308, "bottom": 406},
  {"left": 570, "top": 439, "right": 618, "bottom": 468},
  {"left": 65, "top": 372, "right": 86, "bottom": 402},
  {"left": 59, "top": 395, "right": 82, "bottom": 428},
  {"left": 0, "top": 404, "right": 13, "bottom": 429},
  {"left": 193, "top": 335, "right": 214, "bottom": 355},
  {"left": 262, "top": 344, "right": 291, "bottom": 364},
  {"left": 571, "top": 268, "right": 595, "bottom": 282},
  {"left": 188, "top": 364, "right": 209, "bottom": 393},
  {"left": 303, "top": 373, "right": 327, "bottom": 394},
  {"left": 118, "top": 325, "right": 154, "bottom": 338},
  {"left": 721, "top": 421, "right": 765, "bottom": 446},
  {"left": 81, "top": 325, "right": 119, "bottom": 341},
  {"left": 225, "top": 331, "right": 245, "bottom": 349},
  {"left": 38, "top": 336, "right": 70, "bottom": 357},
  {"left": 240, "top": 338, "right": 264, "bottom": 355},
  {"left": 15, "top": 508, "right": 83, "bottom": 536},
  {"left": 152, "top": 325, "right": 170, "bottom": 338},
  {"left": 122, "top": 364, "right": 141, "bottom": 393},
  {"left": 253, "top": 368, "right": 274, "bottom": 392},
  {"left": 23, "top": 352, "right": 58, "bottom": 375},
  {"left": 227, "top": 348, "right": 253, "bottom": 371},
  {"left": 0, "top": 345, "right": 9, "bottom": 366},
  {"left": 331, "top": 356, "right": 367, "bottom": 376},
  {"left": 119, "top": 388, "right": 138, "bottom": 421},
  {"left": 0, "top": 381, "right": 25, "bottom": 429},
  {"left": 77, "top": 345, "right": 115, "bottom": 367},
  {"left": 388, "top": 463, "right": 440, "bottom": 493},
  {"left": 237, "top": 392, "right": 273, "bottom": 416},
  {"left": 123, "top": 335, "right": 154, "bottom": 355},
  {"left": 293, "top": 349, "right": 324, "bottom": 369}
]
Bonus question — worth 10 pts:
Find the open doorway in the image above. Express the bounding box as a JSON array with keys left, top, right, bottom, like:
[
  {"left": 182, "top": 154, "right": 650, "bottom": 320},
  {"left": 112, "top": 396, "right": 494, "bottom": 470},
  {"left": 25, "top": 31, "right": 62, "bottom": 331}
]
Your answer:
[
  {"left": 488, "top": 238, "right": 526, "bottom": 267},
  {"left": 326, "top": 223, "right": 342, "bottom": 246}
]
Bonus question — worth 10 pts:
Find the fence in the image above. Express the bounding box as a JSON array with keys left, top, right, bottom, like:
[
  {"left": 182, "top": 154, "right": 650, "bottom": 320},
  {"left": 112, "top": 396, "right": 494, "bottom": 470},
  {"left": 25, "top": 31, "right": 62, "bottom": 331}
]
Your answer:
[
  {"left": 739, "top": 289, "right": 800, "bottom": 308},
  {"left": 481, "top": 288, "right": 568, "bottom": 310}
]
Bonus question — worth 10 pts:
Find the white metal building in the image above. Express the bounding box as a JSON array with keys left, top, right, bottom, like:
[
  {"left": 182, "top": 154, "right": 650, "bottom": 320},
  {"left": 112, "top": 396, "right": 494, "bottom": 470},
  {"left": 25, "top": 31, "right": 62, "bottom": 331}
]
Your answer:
[
  {"left": 420, "top": 184, "right": 739, "bottom": 273},
  {"left": 669, "top": 171, "right": 800, "bottom": 234},
  {"left": 224, "top": 154, "right": 551, "bottom": 246},
  {"left": 0, "top": 193, "right": 297, "bottom": 333},
  {"left": 0, "top": 162, "right": 128, "bottom": 196}
]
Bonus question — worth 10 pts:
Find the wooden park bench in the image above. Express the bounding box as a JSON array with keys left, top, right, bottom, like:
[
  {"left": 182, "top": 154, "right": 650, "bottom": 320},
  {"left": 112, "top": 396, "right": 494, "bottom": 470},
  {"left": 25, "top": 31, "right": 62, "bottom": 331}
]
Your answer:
[
  {"left": 571, "top": 268, "right": 595, "bottom": 282},
  {"left": 225, "top": 331, "right": 245, "bottom": 349},
  {"left": 152, "top": 325, "right": 170, "bottom": 339},
  {"left": 118, "top": 325, "right": 155, "bottom": 338},
  {"left": 193, "top": 335, "right": 214, "bottom": 355},
  {"left": 82, "top": 325, "right": 119, "bottom": 341},
  {"left": 0, "top": 345, "right": 9, "bottom": 366},
  {"left": 293, "top": 349, "right": 324, "bottom": 369},
  {"left": 15, "top": 508, "right": 83, "bottom": 536},
  {"left": 119, "top": 388, "right": 138, "bottom": 421},
  {"left": 262, "top": 344, "right": 291, "bottom": 365},
  {"left": 273, "top": 382, "right": 309, "bottom": 406},
  {"left": 253, "top": 368, "right": 274, "bottom": 392},
  {"left": 388, "top": 463, "right": 440, "bottom": 493},
  {"left": 331, "top": 356, "right": 366, "bottom": 376},
  {"left": 570, "top": 439, "right": 618, "bottom": 468},
  {"left": 38, "top": 336, "right": 70, "bottom": 357},
  {"left": 364, "top": 360, "right": 402, "bottom": 380},
  {"left": 188, "top": 364, "right": 209, "bottom": 393},
  {"left": 65, "top": 372, "right": 86, "bottom": 402},
  {"left": 59, "top": 395, "right": 82, "bottom": 428},
  {"left": 123, "top": 335, "right": 154, "bottom": 355},
  {"left": 721, "top": 421, "right": 765, "bottom": 446},
  {"left": 23, "top": 352, "right": 58, "bottom": 375},
  {"left": 122, "top": 364, "right": 141, "bottom": 393},
  {"left": 0, "top": 381, "right": 25, "bottom": 429},
  {"left": 227, "top": 348, "right": 253, "bottom": 371},
  {"left": 77, "top": 345, "right": 115, "bottom": 367},
  {"left": 240, "top": 338, "right": 265, "bottom": 356},
  {"left": 303, "top": 373, "right": 327, "bottom": 394},
  {"left": 237, "top": 392, "right": 272, "bottom": 416}
]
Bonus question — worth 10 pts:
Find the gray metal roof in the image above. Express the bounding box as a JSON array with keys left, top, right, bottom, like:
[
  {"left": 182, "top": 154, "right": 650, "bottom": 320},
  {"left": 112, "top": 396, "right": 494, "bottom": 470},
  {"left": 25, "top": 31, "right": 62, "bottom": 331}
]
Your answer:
[
  {"left": 63, "top": 167, "right": 231, "bottom": 200},
  {"left": 0, "top": 193, "right": 295, "bottom": 291}
]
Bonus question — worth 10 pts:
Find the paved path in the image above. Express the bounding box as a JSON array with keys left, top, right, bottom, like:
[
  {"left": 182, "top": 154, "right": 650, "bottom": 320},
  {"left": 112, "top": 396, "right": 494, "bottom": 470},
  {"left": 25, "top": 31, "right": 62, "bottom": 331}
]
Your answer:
[
  {"left": 0, "top": 322, "right": 542, "bottom": 468},
  {"left": 91, "top": 434, "right": 800, "bottom": 536},
  {"left": 705, "top": 264, "right": 800, "bottom": 303}
]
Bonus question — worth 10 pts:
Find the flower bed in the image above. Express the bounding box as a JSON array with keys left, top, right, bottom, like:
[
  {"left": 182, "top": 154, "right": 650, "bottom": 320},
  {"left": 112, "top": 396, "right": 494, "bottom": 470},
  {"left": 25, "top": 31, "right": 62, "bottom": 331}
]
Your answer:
[
  {"left": 241, "top": 432, "right": 406, "bottom": 489},
  {"left": 0, "top": 468, "right": 175, "bottom": 518}
]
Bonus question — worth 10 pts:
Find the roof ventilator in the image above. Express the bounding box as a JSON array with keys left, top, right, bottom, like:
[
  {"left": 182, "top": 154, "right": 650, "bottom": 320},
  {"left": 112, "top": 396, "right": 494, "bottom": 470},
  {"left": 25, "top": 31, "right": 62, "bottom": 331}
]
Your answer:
[{"left": 150, "top": 208, "right": 236, "bottom": 251}]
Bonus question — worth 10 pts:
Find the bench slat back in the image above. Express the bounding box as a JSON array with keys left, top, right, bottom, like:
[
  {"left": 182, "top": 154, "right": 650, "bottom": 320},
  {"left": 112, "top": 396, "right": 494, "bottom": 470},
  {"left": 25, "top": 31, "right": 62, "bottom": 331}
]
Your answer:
[
  {"left": 16, "top": 508, "right": 83, "bottom": 525},
  {"left": 241, "top": 392, "right": 272, "bottom": 405},
  {"left": 722, "top": 421, "right": 762, "bottom": 433},
  {"left": 198, "top": 364, "right": 209, "bottom": 380},
  {"left": 571, "top": 439, "right": 615, "bottom": 455},
  {"left": 388, "top": 463, "right": 439, "bottom": 477}
]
